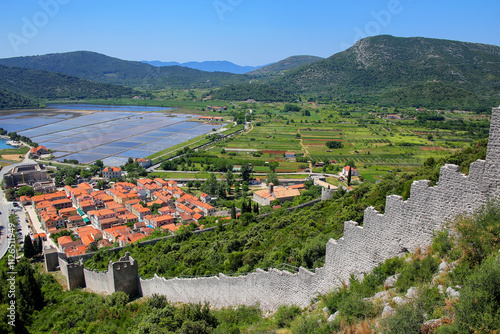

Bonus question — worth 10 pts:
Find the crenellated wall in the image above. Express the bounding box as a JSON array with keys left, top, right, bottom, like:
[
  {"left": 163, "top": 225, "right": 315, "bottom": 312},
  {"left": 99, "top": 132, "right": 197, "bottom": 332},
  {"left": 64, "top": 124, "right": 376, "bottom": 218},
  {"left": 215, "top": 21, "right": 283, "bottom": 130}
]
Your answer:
[{"left": 48, "top": 108, "right": 500, "bottom": 311}]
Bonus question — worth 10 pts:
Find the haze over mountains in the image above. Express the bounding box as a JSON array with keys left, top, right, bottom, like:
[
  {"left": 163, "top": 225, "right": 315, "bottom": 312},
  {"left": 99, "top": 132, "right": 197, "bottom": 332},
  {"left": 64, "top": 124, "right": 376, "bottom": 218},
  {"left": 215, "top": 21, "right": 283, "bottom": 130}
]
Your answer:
[
  {"left": 0, "top": 35, "right": 499, "bottom": 110},
  {"left": 142, "top": 60, "right": 265, "bottom": 74}
]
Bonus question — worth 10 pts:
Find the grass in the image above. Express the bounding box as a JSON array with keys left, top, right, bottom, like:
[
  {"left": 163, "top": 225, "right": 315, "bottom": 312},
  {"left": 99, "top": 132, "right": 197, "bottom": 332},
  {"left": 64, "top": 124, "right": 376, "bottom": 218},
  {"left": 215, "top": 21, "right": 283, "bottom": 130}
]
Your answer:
[{"left": 0, "top": 146, "right": 29, "bottom": 156}]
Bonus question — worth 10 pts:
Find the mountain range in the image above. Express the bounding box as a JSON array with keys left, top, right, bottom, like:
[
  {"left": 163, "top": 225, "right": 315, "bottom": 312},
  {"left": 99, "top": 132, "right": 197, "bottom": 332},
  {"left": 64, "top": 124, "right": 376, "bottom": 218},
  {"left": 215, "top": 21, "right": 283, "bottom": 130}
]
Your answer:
[
  {"left": 142, "top": 60, "right": 264, "bottom": 74},
  {"left": 0, "top": 35, "right": 499, "bottom": 110}
]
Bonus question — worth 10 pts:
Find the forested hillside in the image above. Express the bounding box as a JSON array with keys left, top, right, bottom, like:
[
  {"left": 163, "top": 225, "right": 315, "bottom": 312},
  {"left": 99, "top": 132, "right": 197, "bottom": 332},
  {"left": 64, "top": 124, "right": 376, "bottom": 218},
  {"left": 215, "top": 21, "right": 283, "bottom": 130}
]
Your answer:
[
  {"left": 210, "top": 83, "right": 298, "bottom": 102},
  {"left": 247, "top": 55, "right": 323, "bottom": 76},
  {"left": 0, "top": 88, "right": 39, "bottom": 109},
  {"left": 277, "top": 35, "right": 500, "bottom": 97},
  {"left": 0, "top": 64, "right": 137, "bottom": 99},
  {"left": 0, "top": 51, "right": 248, "bottom": 89}
]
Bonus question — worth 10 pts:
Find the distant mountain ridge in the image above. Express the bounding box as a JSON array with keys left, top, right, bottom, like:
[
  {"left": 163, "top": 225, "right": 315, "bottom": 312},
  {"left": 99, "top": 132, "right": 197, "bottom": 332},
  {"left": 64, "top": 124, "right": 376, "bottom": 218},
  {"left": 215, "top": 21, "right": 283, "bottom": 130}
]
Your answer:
[
  {"left": 0, "top": 51, "right": 248, "bottom": 89},
  {"left": 142, "top": 60, "right": 266, "bottom": 74},
  {"left": 247, "top": 55, "right": 323, "bottom": 75}
]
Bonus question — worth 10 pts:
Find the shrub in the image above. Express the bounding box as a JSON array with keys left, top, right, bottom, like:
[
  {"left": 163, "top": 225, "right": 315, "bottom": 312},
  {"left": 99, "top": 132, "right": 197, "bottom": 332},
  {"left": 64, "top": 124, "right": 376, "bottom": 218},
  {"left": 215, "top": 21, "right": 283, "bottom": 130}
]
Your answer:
[
  {"left": 454, "top": 254, "right": 500, "bottom": 333},
  {"left": 382, "top": 300, "right": 426, "bottom": 334},
  {"left": 395, "top": 255, "right": 439, "bottom": 292},
  {"left": 274, "top": 305, "right": 302, "bottom": 328},
  {"left": 453, "top": 200, "right": 500, "bottom": 268},
  {"left": 290, "top": 314, "right": 335, "bottom": 334}
]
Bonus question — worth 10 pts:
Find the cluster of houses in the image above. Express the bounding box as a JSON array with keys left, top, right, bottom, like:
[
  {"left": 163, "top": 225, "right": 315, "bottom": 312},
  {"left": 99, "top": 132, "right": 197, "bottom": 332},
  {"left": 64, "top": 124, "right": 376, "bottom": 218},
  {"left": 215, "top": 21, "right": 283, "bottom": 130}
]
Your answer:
[
  {"left": 206, "top": 106, "right": 227, "bottom": 112},
  {"left": 198, "top": 116, "right": 224, "bottom": 122},
  {"left": 22, "top": 177, "right": 216, "bottom": 257}
]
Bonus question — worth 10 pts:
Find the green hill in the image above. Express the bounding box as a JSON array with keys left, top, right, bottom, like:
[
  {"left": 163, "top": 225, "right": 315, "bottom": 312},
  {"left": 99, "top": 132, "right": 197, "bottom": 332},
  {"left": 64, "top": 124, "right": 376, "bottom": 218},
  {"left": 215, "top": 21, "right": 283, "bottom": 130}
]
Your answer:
[
  {"left": 379, "top": 81, "right": 495, "bottom": 112},
  {"left": 0, "top": 64, "right": 137, "bottom": 100},
  {"left": 0, "top": 51, "right": 248, "bottom": 89},
  {"left": 210, "top": 83, "right": 298, "bottom": 102},
  {"left": 246, "top": 55, "right": 323, "bottom": 76},
  {"left": 0, "top": 88, "right": 39, "bottom": 109},
  {"left": 273, "top": 35, "right": 500, "bottom": 107}
]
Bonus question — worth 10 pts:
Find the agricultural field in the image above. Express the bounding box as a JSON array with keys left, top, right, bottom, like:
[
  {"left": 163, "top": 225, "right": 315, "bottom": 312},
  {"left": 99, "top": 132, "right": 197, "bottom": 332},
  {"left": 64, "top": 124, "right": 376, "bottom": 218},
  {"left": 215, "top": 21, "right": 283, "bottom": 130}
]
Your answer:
[{"left": 200, "top": 100, "right": 489, "bottom": 182}]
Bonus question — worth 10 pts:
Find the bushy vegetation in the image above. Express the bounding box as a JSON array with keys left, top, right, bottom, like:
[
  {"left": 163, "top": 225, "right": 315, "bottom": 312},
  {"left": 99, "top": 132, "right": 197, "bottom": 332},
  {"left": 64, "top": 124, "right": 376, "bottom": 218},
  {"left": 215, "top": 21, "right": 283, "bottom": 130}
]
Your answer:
[
  {"left": 0, "top": 64, "right": 137, "bottom": 99},
  {"left": 211, "top": 83, "right": 298, "bottom": 102},
  {"left": 0, "top": 87, "right": 39, "bottom": 109}
]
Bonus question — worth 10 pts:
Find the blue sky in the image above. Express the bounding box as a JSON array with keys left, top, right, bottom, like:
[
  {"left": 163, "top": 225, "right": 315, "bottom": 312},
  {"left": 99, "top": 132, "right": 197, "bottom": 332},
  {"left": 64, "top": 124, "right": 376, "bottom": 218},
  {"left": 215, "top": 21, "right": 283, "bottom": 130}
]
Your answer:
[{"left": 0, "top": 0, "right": 499, "bottom": 66}]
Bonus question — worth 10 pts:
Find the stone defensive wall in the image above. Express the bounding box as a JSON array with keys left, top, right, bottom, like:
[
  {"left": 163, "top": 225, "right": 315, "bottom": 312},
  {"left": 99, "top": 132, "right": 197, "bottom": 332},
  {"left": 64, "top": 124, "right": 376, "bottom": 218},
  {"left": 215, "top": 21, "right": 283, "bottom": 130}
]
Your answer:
[{"left": 46, "top": 108, "right": 500, "bottom": 311}]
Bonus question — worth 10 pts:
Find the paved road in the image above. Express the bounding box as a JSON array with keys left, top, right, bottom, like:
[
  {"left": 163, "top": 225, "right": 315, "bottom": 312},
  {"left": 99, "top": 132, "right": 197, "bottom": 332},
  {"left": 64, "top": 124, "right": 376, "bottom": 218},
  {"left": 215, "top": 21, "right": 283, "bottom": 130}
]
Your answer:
[{"left": 0, "top": 150, "right": 36, "bottom": 259}]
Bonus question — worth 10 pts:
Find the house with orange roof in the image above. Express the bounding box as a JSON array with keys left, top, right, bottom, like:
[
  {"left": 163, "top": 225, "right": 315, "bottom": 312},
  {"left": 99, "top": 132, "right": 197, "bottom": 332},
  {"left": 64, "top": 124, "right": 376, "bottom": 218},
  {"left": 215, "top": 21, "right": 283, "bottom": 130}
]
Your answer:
[
  {"left": 102, "top": 167, "right": 122, "bottom": 180},
  {"left": 77, "top": 182, "right": 94, "bottom": 194},
  {"left": 57, "top": 235, "right": 82, "bottom": 252},
  {"left": 193, "top": 213, "right": 203, "bottom": 224},
  {"left": 33, "top": 233, "right": 47, "bottom": 241},
  {"left": 79, "top": 199, "right": 96, "bottom": 213},
  {"left": 127, "top": 233, "right": 146, "bottom": 244},
  {"left": 52, "top": 198, "right": 73, "bottom": 210},
  {"left": 137, "top": 178, "right": 155, "bottom": 187},
  {"left": 252, "top": 183, "right": 301, "bottom": 206},
  {"left": 68, "top": 215, "right": 85, "bottom": 228},
  {"left": 161, "top": 223, "right": 181, "bottom": 233},
  {"left": 131, "top": 204, "right": 151, "bottom": 220},
  {"left": 29, "top": 145, "right": 49, "bottom": 158},
  {"left": 65, "top": 244, "right": 87, "bottom": 257},
  {"left": 89, "top": 208, "right": 116, "bottom": 230},
  {"left": 199, "top": 193, "right": 211, "bottom": 204},
  {"left": 154, "top": 178, "right": 168, "bottom": 187},
  {"left": 144, "top": 214, "right": 175, "bottom": 228},
  {"left": 179, "top": 212, "right": 194, "bottom": 223},
  {"left": 158, "top": 207, "right": 173, "bottom": 216},
  {"left": 59, "top": 207, "right": 78, "bottom": 217},
  {"left": 136, "top": 158, "right": 152, "bottom": 168},
  {"left": 75, "top": 225, "right": 102, "bottom": 242},
  {"left": 193, "top": 200, "right": 215, "bottom": 216},
  {"left": 40, "top": 212, "right": 65, "bottom": 231},
  {"left": 133, "top": 186, "right": 147, "bottom": 199},
  {"left": 19, "top": 196, "right": 32, "bottom": 206},
  {"left": 342, "top": 166, "right": 359, "bottom": 177},
  {"left": 103, "top": 225, "right": 131, "bottom": 242}
]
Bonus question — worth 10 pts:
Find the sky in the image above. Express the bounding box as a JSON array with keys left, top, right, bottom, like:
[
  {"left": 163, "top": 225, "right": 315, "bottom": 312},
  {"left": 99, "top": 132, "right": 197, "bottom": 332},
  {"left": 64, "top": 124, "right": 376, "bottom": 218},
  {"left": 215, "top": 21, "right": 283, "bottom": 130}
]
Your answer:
[{"left": 0, "top": 0, "right": 499, "bottom": 66}]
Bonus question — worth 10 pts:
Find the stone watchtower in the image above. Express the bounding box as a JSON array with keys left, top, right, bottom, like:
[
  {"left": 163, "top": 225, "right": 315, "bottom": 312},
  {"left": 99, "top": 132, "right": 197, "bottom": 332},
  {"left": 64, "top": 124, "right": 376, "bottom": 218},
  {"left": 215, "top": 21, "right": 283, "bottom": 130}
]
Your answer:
[
  {"left": 321, "top": 186, "right": 334, "bottom": 201},
  {"left": 111, "top": 252, "right": 139, "bottom": 297}
]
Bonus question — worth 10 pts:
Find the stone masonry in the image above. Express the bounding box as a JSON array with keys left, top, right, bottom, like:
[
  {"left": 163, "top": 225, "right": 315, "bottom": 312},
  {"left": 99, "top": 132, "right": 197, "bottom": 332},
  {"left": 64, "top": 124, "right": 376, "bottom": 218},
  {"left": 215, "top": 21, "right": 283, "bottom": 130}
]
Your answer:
[{"left": 47, "top": 107, "right": 500, "bottom": 311}]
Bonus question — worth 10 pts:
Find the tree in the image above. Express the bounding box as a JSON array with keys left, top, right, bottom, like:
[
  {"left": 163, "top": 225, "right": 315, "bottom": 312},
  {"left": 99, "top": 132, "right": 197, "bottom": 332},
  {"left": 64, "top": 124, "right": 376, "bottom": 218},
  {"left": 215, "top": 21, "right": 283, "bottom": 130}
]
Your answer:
[
  {"left": 253, "top": 203, "right": 259, "bottom": 214},
  {"left": 242, "top": 181, "right": 249, "bottom": 194},
  {"left": 150, "top": 203, "right": 162, "bottom": 215},
  {"left": 94, "top": 159, "right": 104, "bottom": 168},
  {"left": 23, "top": 235, "right": 36, "bottom": 258},
  {"left": 266, "top": 172, "right": 280, "bottom": 186},
  {"left": 96, "top": 179, "right": 109, "bottom": 190},
  {"left": 230, "top": 204, "right": 236, "bottom": 219},
  {"left": 36, "top": 235, "right": 43, "bottom": 254},
  {"left": 269, "top": 161, "right": 279, "bottom": 172},
  {"left": 226, "top": 170, "right": 234, "bottom": 187},
  {"left": 240, "top": 164, "right": 252, "bottom": 183},
  {"left": 64, "top": 176, "right": 76, "bottom": 186},
  {"left": 347, "top": 166, "right": 352, "bottom": 186},
  {"left": 194, "top": 180, "right": 201, "bottom": 189},
  {"left": 326, "top": 141, "right": 343, "bottom": 149},
  {"left": 16, "top": 185, "right": 34, "bottom": 198}
]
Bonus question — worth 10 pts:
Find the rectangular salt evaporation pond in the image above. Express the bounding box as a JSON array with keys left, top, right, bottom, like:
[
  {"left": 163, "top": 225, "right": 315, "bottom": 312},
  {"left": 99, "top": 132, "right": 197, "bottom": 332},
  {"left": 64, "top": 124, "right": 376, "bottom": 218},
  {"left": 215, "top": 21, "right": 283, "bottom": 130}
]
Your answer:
[
  {"left": 101, "top": 156, "right": 129, "bottom": 167},
  {"left": 99, "top": 141, "right": 142, "bottom": 149},
  {"left": 116, "top": 149, "right": 155, "bottom": 159},
  {"left": 80, "top": 146, "right": 127, "bottom": 155},
  {"left": 55, "top": 153, "right": 106, "bottom": 164},
  {"left": 49, "top": 136, "right": 89, "bottom": 144}
]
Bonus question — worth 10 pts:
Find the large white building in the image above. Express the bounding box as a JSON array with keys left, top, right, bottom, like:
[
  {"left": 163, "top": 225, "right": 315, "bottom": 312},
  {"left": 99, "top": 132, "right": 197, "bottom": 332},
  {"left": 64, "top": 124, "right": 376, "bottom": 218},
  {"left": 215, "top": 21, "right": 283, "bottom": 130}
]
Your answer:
[{"left": 102, "top": 167, "right": 122, "bottom": 180}]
